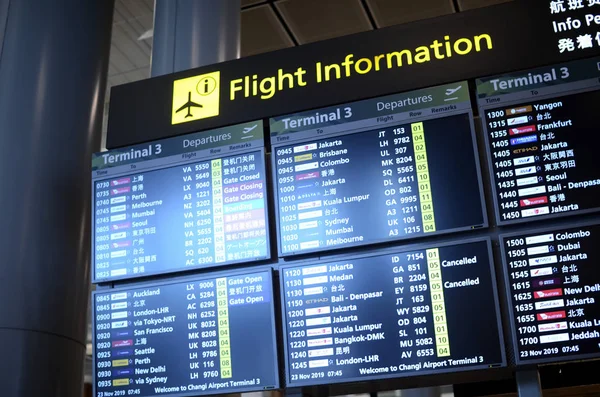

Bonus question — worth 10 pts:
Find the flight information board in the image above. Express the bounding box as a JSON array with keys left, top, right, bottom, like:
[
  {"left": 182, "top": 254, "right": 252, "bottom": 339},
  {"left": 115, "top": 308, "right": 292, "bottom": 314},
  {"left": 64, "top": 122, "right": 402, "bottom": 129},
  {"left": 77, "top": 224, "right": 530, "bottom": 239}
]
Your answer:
[
  {"left": 501, "top": 222, "right": 600, "bottom": 365},
  {"left": 280, "top": 239, "right": 505, "bottom": 387},
  {"left": 477, "top": 57, "right": 600, "bottom": 225},
  {"left": 91, "top": 121, "right": 270, "bottom": 282},
  {"left": 270, "top": 82, "right": 486, "bottom": 256},
  {"left": 92, "top": 269, "right": 279, "bottom": 397}
]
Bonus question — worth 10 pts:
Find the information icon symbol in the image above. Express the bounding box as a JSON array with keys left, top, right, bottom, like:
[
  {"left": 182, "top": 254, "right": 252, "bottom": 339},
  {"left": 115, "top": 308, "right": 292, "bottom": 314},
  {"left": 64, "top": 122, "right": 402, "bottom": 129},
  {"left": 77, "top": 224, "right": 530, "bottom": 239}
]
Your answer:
[{"left": 197, "top": 76, "right": 217, "bottom": 96}]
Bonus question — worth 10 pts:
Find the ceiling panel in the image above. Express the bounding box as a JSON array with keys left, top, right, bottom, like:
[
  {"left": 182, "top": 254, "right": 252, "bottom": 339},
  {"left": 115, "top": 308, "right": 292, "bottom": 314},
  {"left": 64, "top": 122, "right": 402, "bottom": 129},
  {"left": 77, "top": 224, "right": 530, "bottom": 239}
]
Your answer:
[
  {"left": 107, "top": 71, "right": 129, "bottom": 87},
  {"left": 107, "top": 62, "right": 118, "bottom": 77},
  {"left": 366, "top": 0, "right": 455, "bottom": 28},
  {"left": 113, "top": 0, "right": 154, "bottom": 23},
  {"left": 124, "top": 66, "right": 150, "bottom": 83},
  {"left": 111, "top": 23, "right": 151, "bottom": 68},
  {"left": 457, "top": 0, "right": 513, "bottom": 11},
  {"left": 275, "top": 0, "right": 372, "bottom": 44},
  {"left": 124, "top": 12, "right": 154, "bottom": 35},
  {"left": 108, "top": 44, "right": 136, "bottom": 75},
  {"left": 242, "top": 5, "right": 294, "bottom": 57},
  {"left": 109, "top": 0, "right": 154, "bottom": 81}
]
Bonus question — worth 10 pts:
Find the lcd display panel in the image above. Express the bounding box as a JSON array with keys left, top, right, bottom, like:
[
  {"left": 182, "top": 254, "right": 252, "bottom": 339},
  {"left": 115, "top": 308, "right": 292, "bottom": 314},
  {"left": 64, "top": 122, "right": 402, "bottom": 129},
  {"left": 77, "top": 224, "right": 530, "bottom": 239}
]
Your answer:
[
  {"left": 92, "top": 269, "right": 279, "bottom": 396},
  {"left": 280, "top": 239, "right": 505, "bottom": 387},
  {"left": 91, "top": 121, "right": 270, "bottom": 282},
  {"left": 271, "top": 82, "right": 487, "bottom": 256},
  {"left": 501, "top": 221, "right": 600, "bottom": 365},
  {"left": 477, "top": 56, "right": 600, "bottom": 225}
]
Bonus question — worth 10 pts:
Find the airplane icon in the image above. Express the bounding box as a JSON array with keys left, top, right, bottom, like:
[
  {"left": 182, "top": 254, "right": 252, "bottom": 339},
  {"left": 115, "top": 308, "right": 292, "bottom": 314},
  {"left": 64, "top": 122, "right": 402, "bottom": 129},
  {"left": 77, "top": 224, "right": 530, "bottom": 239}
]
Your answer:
[
  {"left": 445, "top": 86, "right": 462, "bottom": 96},
  {"left": 243, "top": 124, "right": 258, "bottom": 134},
  {"left": 175, "top": 91, "right": 202, "bottom": 118}
]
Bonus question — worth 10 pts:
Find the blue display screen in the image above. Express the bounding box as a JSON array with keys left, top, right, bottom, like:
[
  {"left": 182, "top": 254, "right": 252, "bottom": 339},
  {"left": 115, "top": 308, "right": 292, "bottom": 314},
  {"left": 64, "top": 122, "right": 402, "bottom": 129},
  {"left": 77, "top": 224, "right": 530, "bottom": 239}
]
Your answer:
[
  {"left": 93, "top": 150, "right": 270, "bottom": 282},
  {"left": 93, "top": 270, "right": 279, "bottom": 397},
  {"left": 501, "top": 222, "right": 600, "bottom": 365},
  {"left": 280, "top": 240, "right": 505, "bottom": 387},
  {"left": 274, "top": 114, "right": 486, "bottom": 255}
]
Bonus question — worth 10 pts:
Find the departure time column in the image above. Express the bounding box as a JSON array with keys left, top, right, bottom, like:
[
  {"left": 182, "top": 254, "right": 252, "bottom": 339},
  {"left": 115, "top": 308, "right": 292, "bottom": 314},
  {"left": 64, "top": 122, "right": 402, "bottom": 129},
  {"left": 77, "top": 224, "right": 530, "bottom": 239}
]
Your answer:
[
  {"left": 94, "top": 179, "right": 115, "bottom": 280},
  {"left": 275, "top": 146, "right": 302, "bottom": 253},
  {"left": 282, "top": 266, "right": 312, "bottom": 381}
]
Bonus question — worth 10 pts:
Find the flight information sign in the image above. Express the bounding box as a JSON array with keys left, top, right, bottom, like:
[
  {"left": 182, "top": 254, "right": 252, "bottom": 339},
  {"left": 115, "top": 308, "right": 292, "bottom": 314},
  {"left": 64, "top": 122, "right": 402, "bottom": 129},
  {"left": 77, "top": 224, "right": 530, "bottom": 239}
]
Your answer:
[
  {"left": 92, "top": 269, "right": 279, "bottom": 397},
  {"left": 477, "top": 56, "right": 600, "bottom": 225},
  {"left": 270, "top": 82, "right": 486, "bottom": 256},
  {"left": 91, "top": 121, "right": 270, "bottom": 282},
  {"left": 501, "top": 222, "right": 600, "bottom": 365},
  {"left": 280, "top": 239, "right": 505, "bottom": 387}
]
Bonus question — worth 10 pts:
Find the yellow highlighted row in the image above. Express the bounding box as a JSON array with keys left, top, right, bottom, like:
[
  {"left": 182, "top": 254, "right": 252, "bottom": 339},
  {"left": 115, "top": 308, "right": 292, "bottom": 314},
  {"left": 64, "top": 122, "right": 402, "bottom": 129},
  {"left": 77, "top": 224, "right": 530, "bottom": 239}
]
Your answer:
[
  {"left": 294, "top": 153, "right": 313, "bottom": 162},
  {"left": 112, "top": 359, "right": 128, "bottom": 367}
]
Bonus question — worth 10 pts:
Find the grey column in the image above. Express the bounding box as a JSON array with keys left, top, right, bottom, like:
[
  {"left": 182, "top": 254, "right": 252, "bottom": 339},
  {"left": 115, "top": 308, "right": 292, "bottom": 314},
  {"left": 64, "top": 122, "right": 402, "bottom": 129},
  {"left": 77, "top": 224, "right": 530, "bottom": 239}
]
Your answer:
[
  {"left": 516, "top": 369, "right": 543, "bottom": 397},
  {"left": 151, "top": 0, "right": 241, "bottom": 76},
  {"left": 0, "top": 0, "right": 113, "bottom": 395}
]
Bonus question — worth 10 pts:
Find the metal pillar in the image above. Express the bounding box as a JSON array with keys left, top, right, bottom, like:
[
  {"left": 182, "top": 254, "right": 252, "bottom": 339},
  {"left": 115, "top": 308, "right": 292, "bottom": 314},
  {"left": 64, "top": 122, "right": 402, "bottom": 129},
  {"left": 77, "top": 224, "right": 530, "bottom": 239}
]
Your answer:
[
  {"left": 516, "top": 369, "right": 543, "bottom": 397},
  {"left": 151, "top": 0, "right": 241, "bottom": 76},
  {"left": 0, "top": 0, "right": 114, "bottom": 395}
]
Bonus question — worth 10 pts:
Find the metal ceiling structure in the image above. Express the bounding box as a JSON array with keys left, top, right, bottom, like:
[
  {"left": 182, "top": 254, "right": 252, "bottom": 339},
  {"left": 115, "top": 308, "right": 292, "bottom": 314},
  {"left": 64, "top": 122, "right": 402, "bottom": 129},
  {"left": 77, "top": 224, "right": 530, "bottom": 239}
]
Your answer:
[{"left": 89, "top": 0, "right": 513, "bottom": 385}]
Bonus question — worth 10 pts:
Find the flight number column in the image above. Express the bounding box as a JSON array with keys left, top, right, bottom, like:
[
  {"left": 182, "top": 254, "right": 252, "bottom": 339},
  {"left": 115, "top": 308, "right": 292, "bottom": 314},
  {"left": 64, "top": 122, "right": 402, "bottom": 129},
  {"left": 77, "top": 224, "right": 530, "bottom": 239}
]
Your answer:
[
  {"left": 186, "top": 162, "right": 214, "bottom": 268},
  {"left": 188, "top": 279, "right": 220, "bottom": 382},
  {"left": 212, "top": 160, "right": 226, "bottom": 263},
  {"left": 393, "top": 251, "right": 436, "bottom": 361},
  {"left": 380, "top": 126, "right": 422, "bottom": 238},
  {"left": 217, "top": 277, "right": 232, "bottom": 379},
  {"left": 426, "top": 248, "right": 450, "bottom": 357},
  {"left": 411, "top": 122, "right": 436, "bottom": 233}
]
